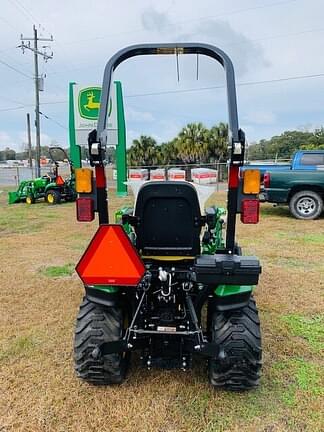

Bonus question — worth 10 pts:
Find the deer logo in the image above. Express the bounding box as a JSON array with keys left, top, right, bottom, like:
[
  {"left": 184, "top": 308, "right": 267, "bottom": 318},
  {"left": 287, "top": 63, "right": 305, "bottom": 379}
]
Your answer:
[{"left": 84, "top": 91, "right": 100, "bottom": 111}]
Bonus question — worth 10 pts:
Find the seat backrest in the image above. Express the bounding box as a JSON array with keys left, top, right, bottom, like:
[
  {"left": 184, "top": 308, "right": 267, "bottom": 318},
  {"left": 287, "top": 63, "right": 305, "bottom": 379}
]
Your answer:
[{"left": 134, "top": 181, "right": 202, "bottom": 256}]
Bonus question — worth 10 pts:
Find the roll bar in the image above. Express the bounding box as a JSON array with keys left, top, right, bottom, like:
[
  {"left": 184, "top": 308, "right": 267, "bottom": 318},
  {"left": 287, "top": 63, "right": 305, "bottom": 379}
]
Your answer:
[
  {"left": 94, "top": 43, "right": 245, "bottom": 252},
  {"left": 97, "top": 43, "right": 240, "bottom": 143}
]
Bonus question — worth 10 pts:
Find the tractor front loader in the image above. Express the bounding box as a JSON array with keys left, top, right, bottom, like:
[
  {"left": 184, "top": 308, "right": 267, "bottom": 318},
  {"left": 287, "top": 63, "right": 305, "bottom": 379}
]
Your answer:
[
  {"left": 8, "top": 146, "right": 76, "bottom": 205},
  {"left": 73, "top": 43, "right": 262, "bottom": 390}
]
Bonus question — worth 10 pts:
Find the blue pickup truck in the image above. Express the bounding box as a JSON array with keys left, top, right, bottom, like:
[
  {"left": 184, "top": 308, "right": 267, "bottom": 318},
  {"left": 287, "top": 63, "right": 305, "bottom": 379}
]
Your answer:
[
  {"left": 244, "top": 150, "right": 324, "bottom": 176},
  {"left": 257, "top": 150, "right": 324, "bottom": 219}
]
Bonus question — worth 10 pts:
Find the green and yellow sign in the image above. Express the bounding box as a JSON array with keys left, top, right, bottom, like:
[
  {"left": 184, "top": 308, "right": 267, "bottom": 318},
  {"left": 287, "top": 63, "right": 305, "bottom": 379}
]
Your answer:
[
  {"left": 78, "top": 86, "right": 101, "bottom": 120},
  {"left": 69, "top": 81, "right": 127, "bottom": 196}
]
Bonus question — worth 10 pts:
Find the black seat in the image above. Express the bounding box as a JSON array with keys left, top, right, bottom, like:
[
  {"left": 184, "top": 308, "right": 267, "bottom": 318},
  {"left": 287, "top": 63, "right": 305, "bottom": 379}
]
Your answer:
[{"left": 134, "top": 181, "right": 202, "bottom": 257}]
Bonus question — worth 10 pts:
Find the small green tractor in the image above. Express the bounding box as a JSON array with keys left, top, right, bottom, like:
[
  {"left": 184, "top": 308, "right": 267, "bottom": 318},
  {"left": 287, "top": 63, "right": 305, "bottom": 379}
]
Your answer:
[
  {"left": 73, "top": 43, "right": 262, "bottom": 391},
  {"left": 8, "top": 147, "right": 76, "bottom": 205}
]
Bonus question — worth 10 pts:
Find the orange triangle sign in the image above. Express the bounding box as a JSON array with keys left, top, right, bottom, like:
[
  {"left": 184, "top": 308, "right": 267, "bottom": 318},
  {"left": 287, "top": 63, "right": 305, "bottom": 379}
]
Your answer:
[{"left": 76, "top": 225, "right": 145, "bottom": 286}]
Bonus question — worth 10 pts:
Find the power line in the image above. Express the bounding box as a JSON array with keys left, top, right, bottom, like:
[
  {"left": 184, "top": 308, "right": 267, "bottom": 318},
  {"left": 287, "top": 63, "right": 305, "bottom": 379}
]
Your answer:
[
  {"left": 0, "top": 58, "right": 32, "bottom": 78},
  {"left": 0, "top": 14, "right": 20, "bottom": 32},
  {"left": 45, "top": 23, "right": 324, "bottom": 79},
  {"left": 60, "top": 0, "right": 299, "bottom": 46},
  {"left": 8, "top": 0, "right": 39, "bottom": 25},
  {"left": 2, "top": 70, "right": 324, "bottom": 113},
  {"left": 125, "top": 72, "right": 324, "bottom": 98},
  {"left": 39, "top": 111, "right": 68, "bottom": 130}
]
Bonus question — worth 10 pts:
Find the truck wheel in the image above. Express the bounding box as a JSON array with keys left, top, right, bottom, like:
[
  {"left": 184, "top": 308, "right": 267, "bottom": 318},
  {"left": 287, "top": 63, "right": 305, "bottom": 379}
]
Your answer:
[
  {"left": 45, "top": 189, "right": 61, "bottom": 205},
  {"left": 74, "top": 298, "right": 129, "bottom": 385},
  {"left": 208, "top": 297, "right": 262, "bottom": 391},
  {"left": 289, "top": 190, "right": 323, "bottom": 220}
]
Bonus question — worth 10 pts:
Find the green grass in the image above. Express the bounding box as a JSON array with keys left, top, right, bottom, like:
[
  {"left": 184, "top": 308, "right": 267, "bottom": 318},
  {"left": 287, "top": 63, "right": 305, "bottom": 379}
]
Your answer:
[
  {"left": 41, "top": 263, "right": 75, "bottom": 278},
  {"left": 0, "top": 335, "right": 37, "bottom": 362},
  {"left": 271, "top": 357, "right": 323, "bottom": 410},
  {"left": 282, "top": 313, "right": 324, "bottom": 352},
  {"left": 275, "top": 231, "right": 324, "bottom": 244}
]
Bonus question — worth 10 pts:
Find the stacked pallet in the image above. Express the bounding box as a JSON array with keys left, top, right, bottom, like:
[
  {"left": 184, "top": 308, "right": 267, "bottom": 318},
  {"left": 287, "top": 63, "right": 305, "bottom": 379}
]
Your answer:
[{"left": 191, "top": 168, "right": 217, "bottom": 184}]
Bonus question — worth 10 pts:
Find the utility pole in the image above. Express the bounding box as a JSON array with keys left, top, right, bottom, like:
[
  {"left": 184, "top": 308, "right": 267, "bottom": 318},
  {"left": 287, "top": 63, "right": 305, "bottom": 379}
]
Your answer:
[
  {"left": 19, "top": 25, "right": 53, "bottom": 177},
  {"left": 26, "top": 113, "right": 33, "bottom": 172}
]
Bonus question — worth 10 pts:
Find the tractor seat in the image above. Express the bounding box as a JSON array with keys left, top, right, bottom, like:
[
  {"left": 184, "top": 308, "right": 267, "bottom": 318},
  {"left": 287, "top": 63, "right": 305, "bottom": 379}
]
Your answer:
[{"left": 134, "top": 181, "right": 203, "bottom": 257}]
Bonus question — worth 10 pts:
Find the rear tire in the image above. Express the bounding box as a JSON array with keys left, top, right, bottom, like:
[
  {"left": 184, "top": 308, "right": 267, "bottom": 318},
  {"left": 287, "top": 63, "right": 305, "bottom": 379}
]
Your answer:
[
  {"left": 65, "top": 192, "right": 77, "bottom": 202},
  {"left": 74, "top": 298, "right": 129, "bottom": 385},
  {"left": 289, "top": 190, "right": 323, "bottom": 220},
  {"left": 46, "top": 189, "right": 61, "bottom": 205},
  {"left": 208, "top": 297, "right": 262, "bottom": 391}
]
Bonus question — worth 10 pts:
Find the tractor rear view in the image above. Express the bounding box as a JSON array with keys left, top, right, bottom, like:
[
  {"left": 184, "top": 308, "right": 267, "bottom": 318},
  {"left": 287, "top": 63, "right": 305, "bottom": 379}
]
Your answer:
[{"left": 73, "top": 44, "right": 262, "bottom": 390}]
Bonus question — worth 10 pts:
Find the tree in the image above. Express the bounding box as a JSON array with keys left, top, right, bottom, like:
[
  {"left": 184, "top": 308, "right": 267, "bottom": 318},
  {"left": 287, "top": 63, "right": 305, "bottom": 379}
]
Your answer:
[
  {"left": 127, "top": 135, "right": 158, "bottom": 166},
  {"left": 208, "top": 122, "right": 228, "bottom": 161},
  {"left": 247, "top": 129, "right": 324, "bottom": 160},
  {"left": 0, "top": 147, "right": 16, "bottom": 161},
  {"left": 175, "top": 123, "right": 209, "bottom": 163},
  {"left": 159, "top": 140, "right": 179, "bottom": 164}
]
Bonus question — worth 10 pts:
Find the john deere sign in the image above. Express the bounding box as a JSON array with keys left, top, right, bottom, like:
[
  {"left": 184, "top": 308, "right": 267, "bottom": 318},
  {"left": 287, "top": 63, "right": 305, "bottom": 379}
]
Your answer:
[
  {"left": 69, "top": 81, "right": 127, "bottom": 196},
  {"left": 72, "top": 84, "right": 118, "bottom": 145},
  {"left": 78, "top": 87, "right": 101, "bottom": 120}
]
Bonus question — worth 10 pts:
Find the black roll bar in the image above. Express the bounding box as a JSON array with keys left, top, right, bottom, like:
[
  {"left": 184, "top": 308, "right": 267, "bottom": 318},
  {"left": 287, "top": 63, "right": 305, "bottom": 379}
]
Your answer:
[
  {"left": 96, "top": 43, "right": 245, "bottom": 252},
  {"left": 97, "top": 43, "right": 239, "bottom": 143}
]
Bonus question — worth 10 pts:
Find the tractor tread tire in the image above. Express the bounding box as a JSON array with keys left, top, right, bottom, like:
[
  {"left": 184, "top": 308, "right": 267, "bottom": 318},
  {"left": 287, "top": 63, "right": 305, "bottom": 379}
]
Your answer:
[
  {"left": 209, "top": 297, "right": 262, "bottom": 391},
  {"left": 74, "top": 298, "right": 128, "bottom": 385}
]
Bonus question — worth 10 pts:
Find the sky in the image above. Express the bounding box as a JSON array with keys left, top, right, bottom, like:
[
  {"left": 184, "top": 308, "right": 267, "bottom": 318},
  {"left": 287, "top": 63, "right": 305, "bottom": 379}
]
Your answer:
[{"left": 1, "top": 0, "right": 324, "bottom": 152}]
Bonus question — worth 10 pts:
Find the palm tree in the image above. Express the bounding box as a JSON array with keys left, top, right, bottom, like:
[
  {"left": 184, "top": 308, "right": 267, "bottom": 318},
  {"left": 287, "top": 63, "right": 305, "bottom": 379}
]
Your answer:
[
  {"left": 159, "top": 140, "right": 179, "bottom": 165},
  {"left": 176, "top": 123, "right": 209, "bottom": 163},
  {"left": 208, "top": 122, "right": 228, "bottom": 161},
  {"left": 127, "top": 135, "right": 157, "bottom": 166}
]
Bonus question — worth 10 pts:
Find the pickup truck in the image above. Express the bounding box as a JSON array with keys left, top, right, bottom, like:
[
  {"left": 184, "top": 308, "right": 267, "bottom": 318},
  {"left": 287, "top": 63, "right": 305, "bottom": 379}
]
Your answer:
[
  {"left": 262, "top": 170, "right": 324, "bottom": 219},
  {"left": 245, "top": 150, "right": 324, "bottom": 177}
]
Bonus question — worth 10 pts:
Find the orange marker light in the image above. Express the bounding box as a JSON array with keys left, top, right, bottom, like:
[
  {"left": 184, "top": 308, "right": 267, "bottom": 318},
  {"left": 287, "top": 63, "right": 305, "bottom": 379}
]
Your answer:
[
  {"left": 243, "top": 169, "right": 261, "bottom": 194},
  {"left": 75, "top": 168, "right": 93, "bottom": 193},
  {"left": 76, "top": 225, "right": 145, "bottom": 286}
]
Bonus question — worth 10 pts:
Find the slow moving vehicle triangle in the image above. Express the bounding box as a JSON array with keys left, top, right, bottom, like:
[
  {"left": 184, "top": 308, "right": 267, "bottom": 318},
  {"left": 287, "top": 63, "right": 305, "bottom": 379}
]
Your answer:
[{"left": 76, "top": 224, "right": 145, "bottom": 286}]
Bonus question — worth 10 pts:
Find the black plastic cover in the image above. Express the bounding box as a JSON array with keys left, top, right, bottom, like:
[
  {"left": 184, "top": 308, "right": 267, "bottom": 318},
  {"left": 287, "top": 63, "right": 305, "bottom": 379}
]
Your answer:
[{"left": 193, "top": 254, "right": 261, "bottom": 285}]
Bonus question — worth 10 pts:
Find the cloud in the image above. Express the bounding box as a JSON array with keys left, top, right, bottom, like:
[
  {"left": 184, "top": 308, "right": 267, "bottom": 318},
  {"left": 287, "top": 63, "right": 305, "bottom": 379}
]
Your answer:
[
  {"left": 179, "top": 19, "right": 269, "bottom": 77},
  {"left": 243, "top": 110, "right": 276, "bottom": 125},
  {"left": 0, "top": 130, "right": 59, "bottom": 151},
  {"left": 125, "top": 107, "right": 155, "bottom": 123},
  {"left": 1, "top": 0, "right": 324, "bottom": 148},
  {"left": 140, "top": 6, "right": 269, "bottom": 78},
  {"left": 0, "top": 131, "right": 18, "bottom": 150},
  {"left": 141, "top": 7, "right": 171, "bottom": 33}
]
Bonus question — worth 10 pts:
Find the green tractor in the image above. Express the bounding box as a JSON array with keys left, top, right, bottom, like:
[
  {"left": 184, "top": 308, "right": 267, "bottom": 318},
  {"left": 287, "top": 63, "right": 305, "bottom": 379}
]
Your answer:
[
  {"left": 73, "top": 43, "right": 262, "bottom": 390},
  {"left": 8, "top": 146, "right": 76, "bottom": 205}
]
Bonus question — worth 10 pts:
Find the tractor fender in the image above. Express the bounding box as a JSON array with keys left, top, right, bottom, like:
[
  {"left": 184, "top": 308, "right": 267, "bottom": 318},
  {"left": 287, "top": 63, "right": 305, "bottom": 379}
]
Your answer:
[
  {"left": 44, "top": 182, "right": 59, "bottom": 192},
  {"left": 85, "top": 286, "right": 122, "bottom": 308}
]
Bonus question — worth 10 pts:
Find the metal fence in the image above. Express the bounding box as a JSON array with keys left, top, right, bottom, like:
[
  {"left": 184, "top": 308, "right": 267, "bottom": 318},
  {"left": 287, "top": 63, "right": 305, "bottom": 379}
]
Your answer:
[
  {"left": 0, "top": 165, "right": 71, "bottom": 187},
  {"left": 126, "top": 162, "right": 228, "bottom": 182}
]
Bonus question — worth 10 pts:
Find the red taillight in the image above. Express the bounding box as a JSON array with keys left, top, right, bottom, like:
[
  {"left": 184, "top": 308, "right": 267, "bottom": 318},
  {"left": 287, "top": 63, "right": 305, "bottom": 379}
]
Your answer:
[
  {"left": 263, "top": 172, "right": 271, "bottom": 188},
  {"left": 228, "top": 165, "right": 239, "bottom": 188},
  {"left": 76, "top": 225, "right": 145, "bottom": 286},
  {"left": 76, "top": 198, "right": 95, "bottom": 222},
  {"left": 241, "top": 199, "right": 260, "bottom": 224}
]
